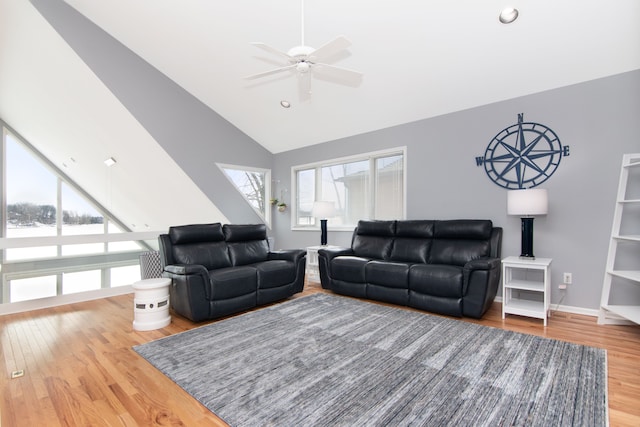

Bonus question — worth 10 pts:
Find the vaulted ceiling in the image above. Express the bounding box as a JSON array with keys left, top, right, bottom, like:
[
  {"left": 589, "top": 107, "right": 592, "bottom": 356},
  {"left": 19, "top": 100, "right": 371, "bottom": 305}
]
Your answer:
[
  {"left": 0, "top": 0, "right": 639, "bottom": 230},
  {"left": 62, "top": 0, "right": 640, "bottom": 153}
]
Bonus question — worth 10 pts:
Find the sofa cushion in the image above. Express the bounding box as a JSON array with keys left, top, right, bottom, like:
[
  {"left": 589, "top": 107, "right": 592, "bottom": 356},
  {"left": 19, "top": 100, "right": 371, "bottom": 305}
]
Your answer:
[
  {"left": 433, "top": 220, "right": 492, "bottom": 240},
  {"left": 228, "top": 240, "right": 269, "bottom": 266},
  {"left": 223, "top": 224, "right": 267, "bottom": 242},
  {"left": 428, "top": 220, "right": 492, "bottom": 266},
  {"left": 351, "top": 221, "right": 392, "bottom": 259},
  {"left": 255, "top": 260, "right": 296, "bottom": 289},
  {"left": 355, "top": 220, "right": 396, "bottom": 236},
  {"left": 395, "top": 220, "right": 434, "bottom": 238},
  {"left": 352, "top": 236, "right": 393, "bottom": 260},
  {"left": 365, "top": 260, "right": 409, "bottom": 288},
  {"left": 331, "top": 256, "right": 369, "bottom": 283},
  {"left": 352, "top": 220, "right": 396, "bottom": 260},
  {"left": 209, "top": 266, "right": 257, "bottom": 299},
  {"left": 409, "top": 264, "right": 464, "bottom": 298},
  {"left": 390, "top": 238, "right": 431, "bottom": 264},
  {"left": 172, "top": 241, "right": 231, "bottom": 270},
  {"left": 429, "top": 240, "right": 490, "bottom": 266},
  {"left": 169, "top": 223, "right": 224, "bottom": 244}
]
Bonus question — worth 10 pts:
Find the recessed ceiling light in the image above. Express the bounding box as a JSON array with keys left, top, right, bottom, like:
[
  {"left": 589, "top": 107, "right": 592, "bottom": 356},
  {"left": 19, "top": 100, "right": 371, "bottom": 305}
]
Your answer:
[
  {"left": 499, "top": 7, "right": 519, "bottom": 24},
  {"left": 280, "top": 100, "right": 291, "bottom": 108},
  {"left": 104, "top": 157, "right": 116, "bottom": 167}
]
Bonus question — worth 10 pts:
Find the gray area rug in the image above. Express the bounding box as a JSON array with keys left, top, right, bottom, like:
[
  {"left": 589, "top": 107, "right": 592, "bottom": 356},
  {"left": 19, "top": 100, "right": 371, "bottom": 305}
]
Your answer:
[{"left": 134, "top": 293, "right": 608, "bottom": 426}]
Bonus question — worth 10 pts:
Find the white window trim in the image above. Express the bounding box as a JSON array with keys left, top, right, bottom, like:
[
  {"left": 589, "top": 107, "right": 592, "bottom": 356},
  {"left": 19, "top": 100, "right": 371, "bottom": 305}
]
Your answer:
[
  {"left": 291, "top": 146, "right": 407, "bottom": 231},
  {"left": 217, "top": 163, "right": 272, "bottom": 227}
]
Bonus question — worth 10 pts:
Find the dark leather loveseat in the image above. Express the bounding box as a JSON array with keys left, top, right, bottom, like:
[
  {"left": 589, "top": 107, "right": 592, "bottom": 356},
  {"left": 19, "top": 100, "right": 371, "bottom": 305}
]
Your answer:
[
  {"left": 158, "top": 223, "right": 306, "bottom": 322},
  {"left": 318, "top": 219, "right": 502, "bottom": 318}
]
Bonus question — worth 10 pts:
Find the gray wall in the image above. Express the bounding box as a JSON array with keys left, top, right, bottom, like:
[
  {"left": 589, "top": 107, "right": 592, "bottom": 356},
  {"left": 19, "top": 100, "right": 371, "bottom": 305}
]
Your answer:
[
  {"left": 272, "top": 69, "right": 640, "bottom": 312},
  {"left": 31, "top": 0, "right": 270, "bottom": 225}
]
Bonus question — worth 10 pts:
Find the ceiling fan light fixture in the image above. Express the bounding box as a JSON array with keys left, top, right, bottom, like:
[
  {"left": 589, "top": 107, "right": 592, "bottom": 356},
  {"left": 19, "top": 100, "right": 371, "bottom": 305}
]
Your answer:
[
  {"left": 296, "top": 62, "right": 311, "bottom": 73},
  {"left": 499, "top": 7, "right": 519, "bottom": 24}
]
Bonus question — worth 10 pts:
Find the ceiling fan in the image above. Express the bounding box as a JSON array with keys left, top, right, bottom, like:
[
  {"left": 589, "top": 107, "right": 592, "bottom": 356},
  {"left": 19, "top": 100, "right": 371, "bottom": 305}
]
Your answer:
[{"left": 245, "top": 0, "right": 363, "bottom": 97}]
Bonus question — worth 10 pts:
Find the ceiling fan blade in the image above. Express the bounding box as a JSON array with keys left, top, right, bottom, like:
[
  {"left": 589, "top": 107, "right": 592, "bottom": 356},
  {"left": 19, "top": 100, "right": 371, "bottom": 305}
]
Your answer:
[
  {"left": 250, "top": 42, "right": 292, "bottom": 61},
  {"left": 312, "top": 63, "right": 363, "bottom": 87},
  {"left": 308, "top": 36, "right": 352, "bottom": 62},
  {"left": 245, "top": 63, "right": 298, "bottom": 80}
]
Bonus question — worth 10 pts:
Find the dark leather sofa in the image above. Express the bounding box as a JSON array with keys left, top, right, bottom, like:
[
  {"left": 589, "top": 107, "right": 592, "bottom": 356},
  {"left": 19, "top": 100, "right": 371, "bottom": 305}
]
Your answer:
[
  {"left": 158, "top": 223, "right": 306, "bottom": 322},
  {"left": 318, "top": 219, "right": 502, "bottom": 318}
]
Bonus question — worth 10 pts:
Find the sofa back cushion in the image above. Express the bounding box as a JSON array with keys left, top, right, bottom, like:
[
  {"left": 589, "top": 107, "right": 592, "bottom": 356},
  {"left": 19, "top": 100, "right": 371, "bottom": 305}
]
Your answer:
[
  {"left": 390, "top": 220, "right": 434, "bottom": 263},
  {"left": 351, "top": 220, "right": 395, "bottom": 260},
  {"left": 429, "top": 220, "right": 492, "bottom": 266},
  {"left": 168, "top": 223, "right": 231, "bottom": 270},
  {"left": 224, "top": 224, "right": 269, "bottom": 266},
  {"left": 169, "top": 223, "right": 225, "bottom": 244}
]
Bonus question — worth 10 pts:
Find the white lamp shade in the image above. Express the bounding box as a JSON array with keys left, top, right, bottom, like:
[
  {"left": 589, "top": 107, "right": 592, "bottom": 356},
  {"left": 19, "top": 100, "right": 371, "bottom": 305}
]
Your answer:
[
  {"left": 507, "top": 189, "right": 548, "bottom": 216},
  {"left": 311, "top": 201, "right": 336, "bottom": 219}
]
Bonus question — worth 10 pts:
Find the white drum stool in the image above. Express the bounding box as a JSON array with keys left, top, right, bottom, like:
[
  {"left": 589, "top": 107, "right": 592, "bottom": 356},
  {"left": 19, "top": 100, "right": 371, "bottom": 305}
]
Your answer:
[{"left": 132, "top": 278, "right": 171, "bottom": 331}]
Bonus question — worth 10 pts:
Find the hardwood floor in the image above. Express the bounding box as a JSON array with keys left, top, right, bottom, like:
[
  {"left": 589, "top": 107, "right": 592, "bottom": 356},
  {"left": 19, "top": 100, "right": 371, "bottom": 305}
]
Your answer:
[{"left": 2, "top": 280, "right": 639, "bottom": 426}]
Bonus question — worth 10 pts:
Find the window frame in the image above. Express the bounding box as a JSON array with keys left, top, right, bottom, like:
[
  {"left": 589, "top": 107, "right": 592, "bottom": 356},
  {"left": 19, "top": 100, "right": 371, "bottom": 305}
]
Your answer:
[
  {"left": 291, "top": 147, "right": 407, "bottom": 231},
  {"left": 217, "top": 163, "right": 272, "bottom": 227}
]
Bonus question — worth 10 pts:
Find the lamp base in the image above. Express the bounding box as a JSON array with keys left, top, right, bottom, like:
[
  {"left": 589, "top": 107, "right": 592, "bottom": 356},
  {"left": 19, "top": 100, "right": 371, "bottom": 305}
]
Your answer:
[
  {"left": 519, "top": 217, "right": 535, "bottom": 259},
  {"left": 320, "top": 219, "right": 328, "bottom": 246}
]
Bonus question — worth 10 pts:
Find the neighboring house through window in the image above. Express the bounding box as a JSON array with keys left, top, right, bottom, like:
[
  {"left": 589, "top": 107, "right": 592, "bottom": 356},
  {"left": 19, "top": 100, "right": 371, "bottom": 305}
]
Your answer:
[{"left": 292, "top": 147, "right": 406, "bottom": 229}]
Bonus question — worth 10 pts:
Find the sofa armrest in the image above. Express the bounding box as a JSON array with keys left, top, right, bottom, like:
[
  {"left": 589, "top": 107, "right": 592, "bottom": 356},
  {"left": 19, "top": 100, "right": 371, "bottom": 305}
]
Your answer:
[
  {"left": 463, "top": 257, "right": 501, "bottom": 272},
  {"left": 163, "top": 263, "right": 211, "bottom": 301},
  {"left": 164, "top": 263, "right": 209, "bottom": 276},
  {"left": 462, "top": 257, "right": 502, "bottom": 318},
  {"left": 318, "top": 247, "right": 353, "bottom": 262},
  {"left": 317, "top": 247, "right": 353, "bottom": 289},
  {"left": 268, "top": 249, "right": 306, "bottom": 264}
]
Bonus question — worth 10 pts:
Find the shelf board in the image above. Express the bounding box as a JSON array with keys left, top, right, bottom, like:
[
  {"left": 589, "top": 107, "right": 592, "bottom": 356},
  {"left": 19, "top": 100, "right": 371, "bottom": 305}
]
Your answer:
[
  {"left": 504, "top": 279, "right": 544, "bottom": 292},
  {"left": 613, "top": 235, "right": 640, "bottom": 242},
  {"left": 504, "top": 298, "right": 546, "bottom": 319},
  {"left": 601, "top": 305, "right": 640, "bottom": 324},
  {"left": 608, "top": 270, "right": 640, "bottom": 282}
]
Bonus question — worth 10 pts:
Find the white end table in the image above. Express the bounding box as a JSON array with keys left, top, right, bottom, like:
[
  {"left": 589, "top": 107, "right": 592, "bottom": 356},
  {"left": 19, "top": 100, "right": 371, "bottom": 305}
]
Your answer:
[
  {"left": 132, "top": 277, "right": 171, "bottom": 331},
  {"left": 501, "top": 256, "right": 552, "bottom": 326}
]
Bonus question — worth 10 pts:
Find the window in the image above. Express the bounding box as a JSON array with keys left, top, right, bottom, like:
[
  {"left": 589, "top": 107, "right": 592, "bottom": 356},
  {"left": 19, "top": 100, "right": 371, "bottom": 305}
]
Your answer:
[
  {"left": 293, "top": 148, "right": 406, "bottom": 228},
  {"left": 218, "top": 164, "right": 271, "bottom": 225},
  {"left": 1, "top": 124, "right": 148, "bottom": 305}
]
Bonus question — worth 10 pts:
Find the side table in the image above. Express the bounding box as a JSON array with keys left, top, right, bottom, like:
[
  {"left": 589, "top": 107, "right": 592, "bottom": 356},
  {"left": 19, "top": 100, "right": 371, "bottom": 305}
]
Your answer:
[
  {"left": 132, "top": 277, "right": 171, "bottom": 331},
  {"left": 501, "top": 256, "right": 552, "bottom": 326}
]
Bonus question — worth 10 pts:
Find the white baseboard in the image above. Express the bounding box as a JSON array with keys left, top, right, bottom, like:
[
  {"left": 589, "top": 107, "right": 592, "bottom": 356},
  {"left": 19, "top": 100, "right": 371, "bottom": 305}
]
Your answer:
[
  {"left": 0, "top": 286, "right": 134, "bottom": 316},
  {"left": 493, "top": 296, "right": 599, "bottom": 318}
]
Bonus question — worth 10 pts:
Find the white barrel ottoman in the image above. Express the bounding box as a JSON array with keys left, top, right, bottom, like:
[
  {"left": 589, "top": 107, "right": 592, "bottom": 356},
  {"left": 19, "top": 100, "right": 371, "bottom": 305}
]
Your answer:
[{"left": 132, "top": 277, "right": 171, "bottom": 331}]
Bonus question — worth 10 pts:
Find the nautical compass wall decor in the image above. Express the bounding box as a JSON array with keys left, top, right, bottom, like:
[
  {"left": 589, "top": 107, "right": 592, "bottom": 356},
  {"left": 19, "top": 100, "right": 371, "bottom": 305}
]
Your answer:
[{"left": 476, "top": 113, "right": 570, "bottom": 189}]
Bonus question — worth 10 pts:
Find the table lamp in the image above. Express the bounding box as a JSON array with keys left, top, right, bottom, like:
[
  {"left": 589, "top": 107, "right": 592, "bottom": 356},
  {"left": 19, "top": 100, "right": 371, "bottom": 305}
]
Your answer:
[
  {"left": 507, "top": 188, "right": 548, "bottom": 259},
  {"left": 312, "top": 201, "right": 336, "bottom": 245}
]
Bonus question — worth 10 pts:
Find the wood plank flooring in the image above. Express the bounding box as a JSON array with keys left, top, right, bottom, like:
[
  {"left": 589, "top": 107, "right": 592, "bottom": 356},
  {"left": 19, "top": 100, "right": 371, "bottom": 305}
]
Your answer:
[{"left": 1, "top": 280, "right": 639, "bottom": 426}]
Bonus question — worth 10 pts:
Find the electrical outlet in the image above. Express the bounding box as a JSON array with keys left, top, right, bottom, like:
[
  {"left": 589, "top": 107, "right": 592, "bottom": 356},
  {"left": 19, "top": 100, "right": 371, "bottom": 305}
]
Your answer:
[{"left": 563, "top": 272, "right": 572, "bottom": 285}]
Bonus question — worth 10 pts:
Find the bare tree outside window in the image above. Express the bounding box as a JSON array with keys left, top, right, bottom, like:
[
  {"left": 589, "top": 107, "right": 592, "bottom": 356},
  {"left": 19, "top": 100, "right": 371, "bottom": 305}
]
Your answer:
[{"left": 219, "top": 164, "right": 271, "bottom": 224}]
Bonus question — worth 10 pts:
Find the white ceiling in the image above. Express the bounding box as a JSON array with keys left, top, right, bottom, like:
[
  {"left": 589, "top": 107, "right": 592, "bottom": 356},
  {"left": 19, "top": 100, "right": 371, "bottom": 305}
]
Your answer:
[
  {"left": 63, "top": 0, "right": 640, "bottom": 153},
  {"left": 0, "top": 0, "right": 639, "bottom": 231}
]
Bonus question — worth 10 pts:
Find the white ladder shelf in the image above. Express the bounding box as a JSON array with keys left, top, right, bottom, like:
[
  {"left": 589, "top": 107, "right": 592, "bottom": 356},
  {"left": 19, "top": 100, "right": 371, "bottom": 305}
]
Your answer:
[{"left": 598, "top": 153, "right": 640, "bottom": 325}]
